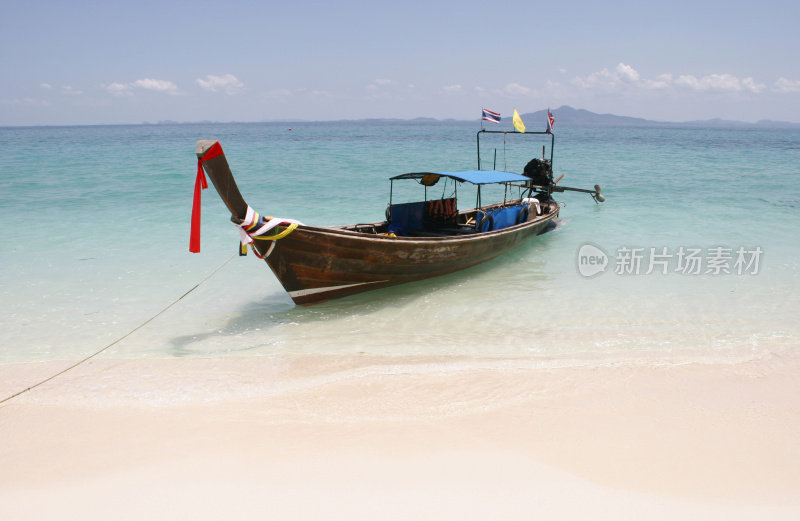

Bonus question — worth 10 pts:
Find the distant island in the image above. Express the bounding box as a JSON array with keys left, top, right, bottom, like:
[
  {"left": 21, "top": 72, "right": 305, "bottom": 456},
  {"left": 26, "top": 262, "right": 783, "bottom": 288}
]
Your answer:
[
  {"left": 144, "top": 105, "right": 800, "bottom": 129},
  {"left": 513, "top": 106, "right": 800, "bottom": 129}
]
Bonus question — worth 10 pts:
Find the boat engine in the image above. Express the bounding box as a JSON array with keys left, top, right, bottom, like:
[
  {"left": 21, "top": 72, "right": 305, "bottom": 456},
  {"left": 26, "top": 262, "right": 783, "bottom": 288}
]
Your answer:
[
  {"left": 523, "top": 158, "right": 553, "bottom": 200},
  {"left": 523, "top": 158, "right": 552, "bottom": 186}
]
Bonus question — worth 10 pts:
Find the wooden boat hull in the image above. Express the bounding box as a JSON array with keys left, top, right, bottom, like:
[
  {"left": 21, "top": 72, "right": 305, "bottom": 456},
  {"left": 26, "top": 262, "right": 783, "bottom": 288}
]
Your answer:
[{"left": 255, "top": 209, "right": 558, "bottom": 304}]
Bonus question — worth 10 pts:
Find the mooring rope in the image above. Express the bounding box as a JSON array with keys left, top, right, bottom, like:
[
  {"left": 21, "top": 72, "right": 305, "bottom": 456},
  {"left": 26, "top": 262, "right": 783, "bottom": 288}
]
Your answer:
[{"left": 0, "top": 253, "right": 237, "bottom": 406}]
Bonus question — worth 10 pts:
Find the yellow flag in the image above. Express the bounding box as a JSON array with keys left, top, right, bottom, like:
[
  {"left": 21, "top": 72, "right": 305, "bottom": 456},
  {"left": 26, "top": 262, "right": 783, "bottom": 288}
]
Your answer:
[{"left": 513, "top": 109, "right": 526, "bottom": 133}]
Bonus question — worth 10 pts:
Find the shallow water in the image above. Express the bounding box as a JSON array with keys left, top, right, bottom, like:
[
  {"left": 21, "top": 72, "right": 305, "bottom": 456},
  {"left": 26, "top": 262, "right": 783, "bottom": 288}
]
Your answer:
[{"left": 1, "top": 121, "right": 798, "bottom": 364}]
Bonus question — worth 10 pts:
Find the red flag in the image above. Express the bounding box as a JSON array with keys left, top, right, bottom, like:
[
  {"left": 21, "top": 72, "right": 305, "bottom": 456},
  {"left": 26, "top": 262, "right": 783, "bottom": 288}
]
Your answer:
[{"left": 189, "top": 142, "right": 223, "bottom": 253}]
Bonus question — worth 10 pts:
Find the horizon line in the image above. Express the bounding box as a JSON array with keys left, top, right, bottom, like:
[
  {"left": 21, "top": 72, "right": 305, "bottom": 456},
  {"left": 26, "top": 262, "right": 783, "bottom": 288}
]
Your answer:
[{"left": 2, "top": 106, "right": 799, "bottom": 129}]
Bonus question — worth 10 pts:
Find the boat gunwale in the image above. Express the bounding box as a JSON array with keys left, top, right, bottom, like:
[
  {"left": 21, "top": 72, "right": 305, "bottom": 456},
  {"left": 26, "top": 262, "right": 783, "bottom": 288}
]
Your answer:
[{"left": 292, "top": 204, "right": 559, "bottom": 243}]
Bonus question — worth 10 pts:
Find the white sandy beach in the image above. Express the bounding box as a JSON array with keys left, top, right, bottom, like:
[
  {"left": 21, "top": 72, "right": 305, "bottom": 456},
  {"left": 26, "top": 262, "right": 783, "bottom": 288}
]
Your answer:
[{"left": 1, "top": 352, "right": 799, "bottom": 520}]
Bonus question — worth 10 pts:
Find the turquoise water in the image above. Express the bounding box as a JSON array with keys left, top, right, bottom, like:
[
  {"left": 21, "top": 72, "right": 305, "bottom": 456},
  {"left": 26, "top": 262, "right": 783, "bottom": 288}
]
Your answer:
[{"left": 1, "top": 121, "right": 798, "bottom": 363}]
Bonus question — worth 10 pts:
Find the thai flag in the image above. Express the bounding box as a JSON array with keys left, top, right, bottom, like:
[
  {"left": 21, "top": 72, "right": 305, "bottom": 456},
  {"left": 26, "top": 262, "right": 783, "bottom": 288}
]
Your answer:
[
  {"left": 546, "top": 109, "right": 555, "bottom": 133},
  {"left": 482, "top": 108, "right": 501, "bottom": 124}
]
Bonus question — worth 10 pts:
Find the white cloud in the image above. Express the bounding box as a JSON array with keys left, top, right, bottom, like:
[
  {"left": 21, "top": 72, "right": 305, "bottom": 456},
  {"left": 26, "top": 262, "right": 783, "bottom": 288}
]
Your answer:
[
  {"left": 572, "top": 63, "right": 766, "bottom": 94},
  {"left": 571, "top": 62, "right": 641, "bottom": 90},
  {"left": 106, "top": 78, "right": 179, "bottom": 96},
  {"left": 366, "top": 78, "right": 393, "bottom": 91},
  {"left": 40, "top": 83, "right": 53, "bottom": 89},
  {"left": 676, "top": 74, "right": 724, "bottom": 91},
  {"left": 674, "top": 73, "right": 764, "bottom": 93},
  {"left": 133, "top": 78, "right": 178, "bottom": 93},
  {"left": 616, "top": 63, "right": 640, "bottom": 83},
  {"left": 642, "top": 73, "right": 673, "bottom": 90},
  {"left": 442, "top": 84, "right": 462, "bottom": 92},
  {"left": 741, "top": 77, "right": 765, "bottom": 93},
  {"left": 502, "top": 82, "right": 532, "bottom": 95},
  {"left": 106, "top": 82, "right": 133, "bottom": 96},
  {"left": 774, "top": 77, "right": 800, "bottom": 93},
  {"left": 196, "top": 74, "right": 244, "bottom": 95},
  {"left": 571, "top": 67, "right": 616, "bottom": 89}
]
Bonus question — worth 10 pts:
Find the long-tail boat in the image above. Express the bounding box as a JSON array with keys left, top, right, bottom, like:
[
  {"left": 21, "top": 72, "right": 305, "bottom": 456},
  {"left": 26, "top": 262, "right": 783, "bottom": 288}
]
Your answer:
[{"left": 190, "top": 130, "right": 603, "bottom": 305}]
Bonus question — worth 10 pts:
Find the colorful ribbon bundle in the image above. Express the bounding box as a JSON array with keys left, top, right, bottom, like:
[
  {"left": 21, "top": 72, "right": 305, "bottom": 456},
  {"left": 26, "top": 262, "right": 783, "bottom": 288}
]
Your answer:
[{"left": 236, "top": 206, "right": 304, "bottom": 258}]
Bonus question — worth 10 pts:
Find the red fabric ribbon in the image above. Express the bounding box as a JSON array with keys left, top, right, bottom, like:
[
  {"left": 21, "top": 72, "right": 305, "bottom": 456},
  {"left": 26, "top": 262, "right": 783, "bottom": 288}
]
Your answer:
[{"left": 189, "top": 142, "right": 223, "bottom": 253}]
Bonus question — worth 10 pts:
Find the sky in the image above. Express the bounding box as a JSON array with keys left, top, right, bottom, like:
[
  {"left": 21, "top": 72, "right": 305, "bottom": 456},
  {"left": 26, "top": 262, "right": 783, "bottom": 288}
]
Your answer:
[{"left": 2, "top": 0, "right": 799, "bottom": 126}]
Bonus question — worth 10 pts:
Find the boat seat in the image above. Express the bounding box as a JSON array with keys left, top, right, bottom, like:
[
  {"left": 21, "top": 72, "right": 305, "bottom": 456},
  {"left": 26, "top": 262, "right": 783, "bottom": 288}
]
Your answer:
[
  {"left": 388, "top": 197, "right": 458, "bottom": 235},
  {"left": 424, "top": 197, "right": 458, "bottom": 227},
  {"left": 476, "top": 204, "right": 529, "bottom": 232},
  {"left": 387, "top": 201, "right": 427, "bottom": 235}
]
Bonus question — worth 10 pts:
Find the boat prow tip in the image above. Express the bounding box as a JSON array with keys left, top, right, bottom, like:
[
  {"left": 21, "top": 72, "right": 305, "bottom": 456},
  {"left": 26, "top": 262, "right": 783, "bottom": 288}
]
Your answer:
[{"left": 195, "top": 140, "right": 219, "bottom": 157}]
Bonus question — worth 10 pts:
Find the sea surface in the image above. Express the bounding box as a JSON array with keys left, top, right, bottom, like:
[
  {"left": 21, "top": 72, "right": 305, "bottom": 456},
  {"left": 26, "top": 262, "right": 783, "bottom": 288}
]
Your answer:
[{"left": 1, "top": 121, "right": 798, "bottom": 364}]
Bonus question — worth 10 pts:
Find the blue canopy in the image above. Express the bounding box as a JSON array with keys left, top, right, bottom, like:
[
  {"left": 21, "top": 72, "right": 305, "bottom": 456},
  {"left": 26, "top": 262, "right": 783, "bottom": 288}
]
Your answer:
[{"left": 391, "top": 170, "right": 531, "bottom": 185}]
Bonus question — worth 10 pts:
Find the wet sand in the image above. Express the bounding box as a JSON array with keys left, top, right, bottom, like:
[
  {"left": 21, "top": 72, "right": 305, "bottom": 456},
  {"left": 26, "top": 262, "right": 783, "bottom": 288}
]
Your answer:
[{"left": 1, "top": 353, "right": 799, "bottom": 520}]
